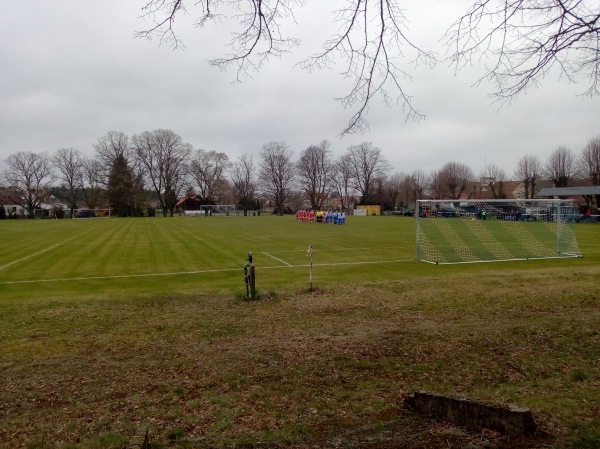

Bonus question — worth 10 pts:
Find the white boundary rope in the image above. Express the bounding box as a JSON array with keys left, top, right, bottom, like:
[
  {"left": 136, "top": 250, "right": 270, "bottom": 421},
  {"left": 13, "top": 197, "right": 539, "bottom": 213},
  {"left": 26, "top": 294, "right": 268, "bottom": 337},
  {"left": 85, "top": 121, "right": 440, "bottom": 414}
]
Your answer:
[{"left": 0, "top": 258, "right": 414, "bottom": 285}]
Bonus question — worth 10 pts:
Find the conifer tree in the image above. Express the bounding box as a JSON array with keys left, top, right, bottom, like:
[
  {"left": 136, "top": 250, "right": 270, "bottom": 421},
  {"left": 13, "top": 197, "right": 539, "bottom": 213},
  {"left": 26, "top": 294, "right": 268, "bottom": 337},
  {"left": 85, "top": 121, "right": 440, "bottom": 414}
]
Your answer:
[{"left": 107, "top": 154, "right": 135, "bottom": 217}]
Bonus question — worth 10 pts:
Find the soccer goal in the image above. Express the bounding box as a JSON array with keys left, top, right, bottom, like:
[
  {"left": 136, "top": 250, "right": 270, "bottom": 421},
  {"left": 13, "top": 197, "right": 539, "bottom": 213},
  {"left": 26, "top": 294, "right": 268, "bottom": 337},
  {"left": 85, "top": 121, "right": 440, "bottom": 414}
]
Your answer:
[
  {"left": 184, "top": 205, "right": 237, "bottom": 217},
  {"left": 73, "top": 208, "right": 111, "bottom": 219},
  {"left": 416, "top": 199, "right": 581, "bottom": 264}
]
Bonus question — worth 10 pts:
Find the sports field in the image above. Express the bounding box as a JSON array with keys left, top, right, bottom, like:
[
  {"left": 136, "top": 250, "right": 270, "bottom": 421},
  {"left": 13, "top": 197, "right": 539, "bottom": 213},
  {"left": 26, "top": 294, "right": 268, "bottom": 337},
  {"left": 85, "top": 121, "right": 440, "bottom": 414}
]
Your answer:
[
  {"left": 0, "top": 215, "right": 419, "bottom": 299},
  {"left": 1, "top": 215, "right": 599, "bottom": 448}
]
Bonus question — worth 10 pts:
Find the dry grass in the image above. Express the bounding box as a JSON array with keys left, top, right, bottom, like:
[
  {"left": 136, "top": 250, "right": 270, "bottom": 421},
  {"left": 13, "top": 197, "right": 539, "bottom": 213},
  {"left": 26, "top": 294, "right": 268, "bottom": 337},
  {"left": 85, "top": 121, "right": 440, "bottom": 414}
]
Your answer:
[{"left": 1, "top": 266, "right": 599, "bottom": 448}]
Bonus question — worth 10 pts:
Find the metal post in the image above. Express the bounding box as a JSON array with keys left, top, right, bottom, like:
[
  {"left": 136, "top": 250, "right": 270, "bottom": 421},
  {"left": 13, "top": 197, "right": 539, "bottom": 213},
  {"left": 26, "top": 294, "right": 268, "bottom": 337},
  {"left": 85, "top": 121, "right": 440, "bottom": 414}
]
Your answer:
[
  {"left": 555, "top": 200, "right": 561, "bottom": 254},
  {"left": 415, "top": 200, "right": 420, "bottom": 261}
]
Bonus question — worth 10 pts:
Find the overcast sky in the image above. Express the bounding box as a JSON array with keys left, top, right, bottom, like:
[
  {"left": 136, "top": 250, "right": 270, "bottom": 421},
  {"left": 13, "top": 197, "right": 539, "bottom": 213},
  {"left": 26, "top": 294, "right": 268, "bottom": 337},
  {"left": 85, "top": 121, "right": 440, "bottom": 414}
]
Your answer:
[{"left": 1, "top": 0, "right": 598, "bottom": 178}]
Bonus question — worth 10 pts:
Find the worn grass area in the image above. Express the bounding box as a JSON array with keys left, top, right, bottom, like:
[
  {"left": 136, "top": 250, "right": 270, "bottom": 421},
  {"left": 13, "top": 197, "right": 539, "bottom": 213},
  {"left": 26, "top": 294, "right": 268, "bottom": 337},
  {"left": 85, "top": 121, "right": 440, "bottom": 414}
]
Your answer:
[{"left": 0, "top": 217, "right": 599, "bottom": 448}]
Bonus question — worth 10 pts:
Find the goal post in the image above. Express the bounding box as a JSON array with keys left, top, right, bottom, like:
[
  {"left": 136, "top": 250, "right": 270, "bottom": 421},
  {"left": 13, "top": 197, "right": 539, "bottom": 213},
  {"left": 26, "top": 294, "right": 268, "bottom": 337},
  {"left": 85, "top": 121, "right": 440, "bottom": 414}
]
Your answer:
[{"left": 416, "top": 199, "right": 581, "bottom": 264}]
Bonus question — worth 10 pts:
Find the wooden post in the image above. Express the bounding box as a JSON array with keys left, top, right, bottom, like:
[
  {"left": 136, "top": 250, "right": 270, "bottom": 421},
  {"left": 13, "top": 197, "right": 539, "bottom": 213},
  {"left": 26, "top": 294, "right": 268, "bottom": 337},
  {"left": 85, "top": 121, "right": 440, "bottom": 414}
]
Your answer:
[
  {"left": 307, "top": 245, "right": 313, "bottom": 290},
  {"left": 249, "top": 265, "right": 256, "bottom": 299},
  {"left": 244, "top": 263, "right": 250, "bottom": 298}
]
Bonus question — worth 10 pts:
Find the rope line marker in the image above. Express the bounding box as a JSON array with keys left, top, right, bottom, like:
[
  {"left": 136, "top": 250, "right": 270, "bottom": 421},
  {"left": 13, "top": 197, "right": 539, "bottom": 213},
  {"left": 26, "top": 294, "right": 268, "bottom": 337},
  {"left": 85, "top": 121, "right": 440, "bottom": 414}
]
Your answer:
[{"left": 0, "top": 258, "right": 414, "bottom": 285}]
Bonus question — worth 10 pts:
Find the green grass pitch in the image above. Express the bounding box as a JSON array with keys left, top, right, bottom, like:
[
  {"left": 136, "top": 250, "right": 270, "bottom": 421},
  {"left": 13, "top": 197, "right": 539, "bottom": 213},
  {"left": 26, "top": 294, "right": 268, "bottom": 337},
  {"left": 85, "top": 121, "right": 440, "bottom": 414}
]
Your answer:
[
  {"left": 1, "top": 215, "right": 416, "bottom": 299},
  {"left": 0, "top": 215, "right": 598, "bottom": 301}
]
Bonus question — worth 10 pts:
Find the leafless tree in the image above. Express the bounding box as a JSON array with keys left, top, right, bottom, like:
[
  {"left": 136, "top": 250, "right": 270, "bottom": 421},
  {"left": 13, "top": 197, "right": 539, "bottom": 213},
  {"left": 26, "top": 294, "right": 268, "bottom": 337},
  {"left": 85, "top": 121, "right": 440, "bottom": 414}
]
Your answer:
[
  {"left": 436, "top": 161, "right": 474, "bottom": 199},
  {"left": 258, "top": 142, "right": 295, "bottom": 215},
  {"left": 372, "top": 177, "right": 386, "bottom": 209},
  {"left": 545, "top": 146, "right": 576, "bottom": 188},
  {"left": 578, "top": 136, "right": 600, "bottom": 208},
  {"left": 132, "top": 129, "right": 192, "bottom": 216},
  {"left": 345, "top": 142, "right": 391, "bottom": 204},
  {"left": 514, "top": 155, "right": 542, "bottom": 199},
  {"left": 189, "top": 149, "right": 232, "bottom": 204},
  {"left": 409, "top": 169, "right": 429, "bottom": 203},
  {"left": 231, "top": 154, "right": 256, "bottom": 216},
  {"left": 398, "top": 174, "right": 414, "bottom": 208},
  {"left": 428, "top": 170, "right": 445, "bottom": 199},
  {"left": 80, "top": 157, "right": 105, "bottom": 209},
  {"left": 94, "top": 131, "right": 131, "bottom": 171},
  {"left": 385, "top": 172, "right": 404, "bottom": 210},
  {"left": 3, "top": 151, "right": 54, "bottom": 218},
  {"left": 137, "top": 1, "right": 599, "bottom": 134},
  {"left": 215, "top": 178, "right": 235, "bottom": 206},
  {"left": 53, "top": 147, "right": 84, "bottom": 215},
  {"left": 296, "top": 140, "right": 333, "bottom": 210},
  {"left": 481, "top": 163, "right": 507, "bottom": 199},
  {"left": 578, "top": 136, "right": 600, "bottom": 183},
  {"left": 445, "top": 1, "right": 600, "bottom": 102},
  {"left": 330, "top": 153, "right": 355, "bottom": 211}
]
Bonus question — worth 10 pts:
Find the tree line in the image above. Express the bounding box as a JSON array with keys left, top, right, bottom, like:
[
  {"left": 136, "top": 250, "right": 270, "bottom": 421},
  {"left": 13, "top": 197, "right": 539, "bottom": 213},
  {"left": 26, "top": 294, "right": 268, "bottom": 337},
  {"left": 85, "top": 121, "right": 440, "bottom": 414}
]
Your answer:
[{"left": 1, "top": 130, "right": 599, "bottom": 218}]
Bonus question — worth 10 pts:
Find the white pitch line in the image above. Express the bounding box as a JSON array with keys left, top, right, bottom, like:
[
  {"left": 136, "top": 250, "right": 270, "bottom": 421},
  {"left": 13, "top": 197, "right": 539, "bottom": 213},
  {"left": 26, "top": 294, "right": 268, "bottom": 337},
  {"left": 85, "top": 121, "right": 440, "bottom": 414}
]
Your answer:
[
  {"left": 0, "top": 258, "right": 415, "bottom": 285},
  {"left": 0, "top": 244, "right": 61, "bottom": 271},
  {"left": 0, "top": 267, "right": 243, "bottom": 285},
  {"left": 262, "top": 247, "right": 405, "bottom": 254},
  {"left": 260, "top": 259, "right": 415, "bottom": 269},
  {"left": 261, "top": 252, "right": 292, "bottom": 266}
]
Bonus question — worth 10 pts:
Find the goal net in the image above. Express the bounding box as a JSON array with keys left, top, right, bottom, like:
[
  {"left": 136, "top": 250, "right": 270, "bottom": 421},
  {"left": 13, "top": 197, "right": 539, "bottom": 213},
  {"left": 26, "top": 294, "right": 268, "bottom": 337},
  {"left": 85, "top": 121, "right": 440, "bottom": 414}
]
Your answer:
[
  {"left": 73, "top": 208, "right": 111, "bottom": 219},
  {"left": 184, "top": 205, "right": 237, "bottom": 217},
  {"left": 416, "top": 199, "right": 581, "bottom": 264}
]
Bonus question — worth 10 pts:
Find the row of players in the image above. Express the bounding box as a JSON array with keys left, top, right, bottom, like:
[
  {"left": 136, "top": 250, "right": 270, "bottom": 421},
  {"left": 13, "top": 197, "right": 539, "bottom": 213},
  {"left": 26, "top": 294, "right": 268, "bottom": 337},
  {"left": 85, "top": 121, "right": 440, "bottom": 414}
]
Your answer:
[{"left": 296, "top": 210, "right": 346, "bottom": 224}]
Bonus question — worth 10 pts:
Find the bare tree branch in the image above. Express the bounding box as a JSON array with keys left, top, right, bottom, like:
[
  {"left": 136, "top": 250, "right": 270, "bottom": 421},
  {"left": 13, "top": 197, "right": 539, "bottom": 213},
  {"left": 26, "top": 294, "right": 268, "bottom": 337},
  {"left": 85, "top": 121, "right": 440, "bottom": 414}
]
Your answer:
[
  {"left": 136, "top": 0, "right": 187, "bottom": 49},
  {"left": 445, "top": 0, "right": 600, "bottom": 102},
  {"left": 135, "top": 0, "right": 434, "bottom": 135},
  {"left": 136, "top": 1, "right": 599, "bottom": 134},
  {"left": 298, "top": 0, "right": 435, "bottom": 135}
]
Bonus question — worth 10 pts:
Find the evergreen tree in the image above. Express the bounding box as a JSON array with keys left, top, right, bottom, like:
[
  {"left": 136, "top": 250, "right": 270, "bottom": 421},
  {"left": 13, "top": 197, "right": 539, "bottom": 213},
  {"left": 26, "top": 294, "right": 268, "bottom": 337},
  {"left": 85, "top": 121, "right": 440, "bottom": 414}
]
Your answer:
[
  {"left": 107, "top": 155, "right": 135, "bottom": 217},
  {"left": 0, "top": 205, "right": 6, "bottom": 220}
]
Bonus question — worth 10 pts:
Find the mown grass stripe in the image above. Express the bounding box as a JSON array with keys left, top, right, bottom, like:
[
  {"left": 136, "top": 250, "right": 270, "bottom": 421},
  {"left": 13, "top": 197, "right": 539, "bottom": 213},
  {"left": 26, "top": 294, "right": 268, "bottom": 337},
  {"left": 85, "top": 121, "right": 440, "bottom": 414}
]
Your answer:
[
  {"left": 0, "top": 216, "right": 593, "bottom": 290},
  {"left": 0, "top": 244, "right": 61, "bottom": 270}
]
